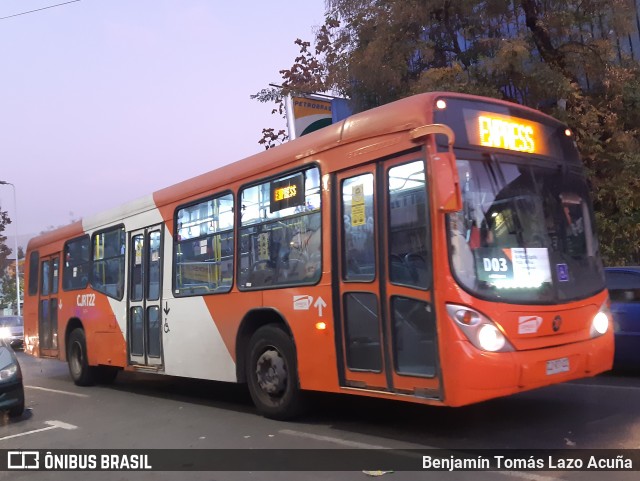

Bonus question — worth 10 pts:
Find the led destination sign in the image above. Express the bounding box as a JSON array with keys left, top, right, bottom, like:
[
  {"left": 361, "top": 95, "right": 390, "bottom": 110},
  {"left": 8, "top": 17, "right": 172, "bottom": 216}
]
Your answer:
[
  {"left": 478, "top": 115, "right": 535, "bottom": 153},
  {"left": 275, "top": 185, "right": 297, "bottom": 201},
  {"left": 270, "top": 173, "right": 305, "bottom": 213},
  {"left": 461, "top": 109, "right": 549, "bottom": 156}
]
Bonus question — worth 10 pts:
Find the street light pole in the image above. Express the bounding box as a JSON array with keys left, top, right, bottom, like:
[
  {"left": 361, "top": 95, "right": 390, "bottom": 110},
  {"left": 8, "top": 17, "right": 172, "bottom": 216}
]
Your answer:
[{"left": 0, "top": 181, "right": 21, "bottom": 316}]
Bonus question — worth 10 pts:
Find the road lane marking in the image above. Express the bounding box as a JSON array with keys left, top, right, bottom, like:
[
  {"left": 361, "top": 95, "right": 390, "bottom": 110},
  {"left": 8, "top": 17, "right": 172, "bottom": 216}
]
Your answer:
[
  {"left": 0, "top": 420, "right": 77, "bottom": 441},
  {"left": 280, "top": 429, "right": 559, "bottom": 481},
  {"left": 25, "top": 385, "right": 89, "bottom": 398}
]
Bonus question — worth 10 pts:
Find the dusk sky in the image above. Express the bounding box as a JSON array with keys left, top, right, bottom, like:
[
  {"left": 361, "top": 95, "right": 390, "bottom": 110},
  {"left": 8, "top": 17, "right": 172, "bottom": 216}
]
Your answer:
[{"left": 0, "top": 0, "right": 326, "bottom": 246}]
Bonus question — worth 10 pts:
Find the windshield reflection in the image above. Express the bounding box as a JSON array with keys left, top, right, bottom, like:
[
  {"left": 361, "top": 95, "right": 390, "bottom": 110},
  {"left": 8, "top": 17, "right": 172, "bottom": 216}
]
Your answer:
[{"left": 448, "top": 158, "right": 604, "bottom": 303}]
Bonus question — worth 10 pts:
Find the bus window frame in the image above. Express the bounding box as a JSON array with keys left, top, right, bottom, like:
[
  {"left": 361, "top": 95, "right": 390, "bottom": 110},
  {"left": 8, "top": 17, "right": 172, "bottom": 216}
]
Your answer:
[
  {"left": 90, "top": 224, "right": 126, "bottom": 301},
  {"left": 62, "top": 234, "right": 91, "bottom": 292},
  {"left": 172, "top": 189, "right": 235, "bottom": 298},
  {"left": 237, "top": 162, "right": 323, "bottom": 292}
]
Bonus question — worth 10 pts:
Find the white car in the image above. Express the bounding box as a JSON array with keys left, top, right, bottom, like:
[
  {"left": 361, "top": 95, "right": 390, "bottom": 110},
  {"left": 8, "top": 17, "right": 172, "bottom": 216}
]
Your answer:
[{"left": 0, "top": 316, "right": 24, "bottom": 349}]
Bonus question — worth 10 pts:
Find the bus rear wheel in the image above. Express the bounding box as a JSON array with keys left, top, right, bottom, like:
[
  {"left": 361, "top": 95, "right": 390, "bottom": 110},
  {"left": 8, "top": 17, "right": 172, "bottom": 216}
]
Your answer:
[
  {"left": 246, "top": 324, "right": 304, "bottom": 420},
  {"left": 94, "top": 366, "right": 119, "bottom": 385},
  {"left": 67, "top": 328, "right": 95, "bottom": 386}
]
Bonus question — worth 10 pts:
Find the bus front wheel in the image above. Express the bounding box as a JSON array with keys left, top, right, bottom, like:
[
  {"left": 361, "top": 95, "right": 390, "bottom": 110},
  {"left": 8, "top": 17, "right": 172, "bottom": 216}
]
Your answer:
[
  {"left": 246, "top": 324, "right": 304, "bottom": 420},
  {"left": 67, "top": 328, "right": 95, "bottom": 386}
]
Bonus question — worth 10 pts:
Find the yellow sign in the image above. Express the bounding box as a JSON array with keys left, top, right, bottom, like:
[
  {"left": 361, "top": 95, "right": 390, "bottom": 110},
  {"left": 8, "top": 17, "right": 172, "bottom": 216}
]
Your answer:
[
  {"left": 477, "top": 114, "right": 536, "bottom": 153},
  {"left": 351, "top": 184, "right": 366, "bottom": 226},
  {"left": 274, "top": 185, "right": 297, "bottom": 202},
  {"left": 351, "top": 204, "right": 365, "bottom": 226}
]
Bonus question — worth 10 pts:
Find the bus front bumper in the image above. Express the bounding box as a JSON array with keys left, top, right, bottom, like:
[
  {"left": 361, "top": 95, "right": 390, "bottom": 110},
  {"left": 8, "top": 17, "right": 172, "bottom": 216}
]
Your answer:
[{"left": 443, "top": 332, "right": 614, "bottom": 407}]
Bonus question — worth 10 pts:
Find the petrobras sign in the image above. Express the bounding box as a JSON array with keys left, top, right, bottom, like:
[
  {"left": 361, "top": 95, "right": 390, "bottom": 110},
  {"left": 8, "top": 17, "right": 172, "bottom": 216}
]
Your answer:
[{"left": 285, "top": 94, "right": 332, "bottom": 140}]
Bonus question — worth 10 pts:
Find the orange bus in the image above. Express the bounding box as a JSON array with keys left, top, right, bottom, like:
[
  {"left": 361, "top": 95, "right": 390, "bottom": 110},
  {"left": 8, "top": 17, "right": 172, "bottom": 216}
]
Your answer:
[{"left": 23, "top": 92, "right": 614, "bottom": 419}]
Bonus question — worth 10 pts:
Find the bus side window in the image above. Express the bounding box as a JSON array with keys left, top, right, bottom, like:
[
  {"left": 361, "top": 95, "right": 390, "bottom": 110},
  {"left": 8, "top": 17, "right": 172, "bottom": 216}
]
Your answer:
[
  {"left": 91, "top": 226, "right": 125, "bottom": 299},
  {"left": 342, "top": 173, "right": 375, "bottom": 282},
  {"left": 41, "top": 260, "right": 50, "bottom": 296},
  {"left": 239, "top": 166, "right": 322, "bottom": 290},
  {"left": 63, "top": 236, "right": 90, "bottom": 291},
  {"left": 148, "top": 231, "right": 161, "bottom": 301},
  {"left": 174, "top": 193, "right": 234, "bottom": 296},
  {"left": 387, "top": 160, "right": 431, "bottom": 289},
  {"left": 28, "top": 250, "right": 39, "bottom": 296}
]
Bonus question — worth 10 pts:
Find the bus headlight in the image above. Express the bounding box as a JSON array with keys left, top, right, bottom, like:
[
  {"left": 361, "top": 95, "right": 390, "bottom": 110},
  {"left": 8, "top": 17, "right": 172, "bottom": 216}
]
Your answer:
[
  {"left": 446, "top": 304, "right": 514, "bottom": 353},
  {"left": 590, "top": 303, "right": 610, "bottom": 337},
  {"left": 477, "top": 324, "right": 506, "bottom": 352}
]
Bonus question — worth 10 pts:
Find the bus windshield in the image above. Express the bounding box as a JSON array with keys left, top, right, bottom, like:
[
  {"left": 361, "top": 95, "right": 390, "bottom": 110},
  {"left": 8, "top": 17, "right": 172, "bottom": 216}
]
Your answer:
[{"left": 448, "top": 156, "right": 605, "bottom": 304}]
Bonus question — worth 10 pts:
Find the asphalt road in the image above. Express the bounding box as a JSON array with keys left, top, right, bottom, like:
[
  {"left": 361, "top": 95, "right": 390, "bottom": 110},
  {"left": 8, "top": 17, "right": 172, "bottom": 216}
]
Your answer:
[{"left": 2, "top": 351, "right": 640, "bottom": 481}]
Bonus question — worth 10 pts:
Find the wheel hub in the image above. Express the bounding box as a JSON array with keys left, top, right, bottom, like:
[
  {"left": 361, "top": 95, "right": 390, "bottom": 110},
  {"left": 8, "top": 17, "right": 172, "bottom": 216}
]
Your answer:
[{"left": 255, "top": 349, "right": 287, "bottom": 395}]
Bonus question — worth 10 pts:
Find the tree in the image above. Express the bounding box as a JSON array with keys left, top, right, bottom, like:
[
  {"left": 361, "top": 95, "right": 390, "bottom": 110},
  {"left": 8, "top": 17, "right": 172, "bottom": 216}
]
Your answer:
[
  {"left": 251, "top": 37, "right": 332, "bottom": 149},
  {"left": 0, "top": 247, "right": 24, "bottom": 313},
  {"left": 0, "top": 205, "right": 16, "bottom": 311},
  {"left": 257, "top": 0, "right": 640, "bottom": 264}
]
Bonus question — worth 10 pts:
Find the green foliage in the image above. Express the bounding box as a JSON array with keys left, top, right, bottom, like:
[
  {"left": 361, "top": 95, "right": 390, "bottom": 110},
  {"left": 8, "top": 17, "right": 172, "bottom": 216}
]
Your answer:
[
  {"left": 0, "top": 270, "right": 23, "bottom": 312},
  {"left": 257, "top": 0, "right": 640, "bottom": 264},
  {"left": 0, "top": 205, "right": 16, "bottom": 310},
  {"left": 0, "top": 206, "right": 11, "bottom": 269}
]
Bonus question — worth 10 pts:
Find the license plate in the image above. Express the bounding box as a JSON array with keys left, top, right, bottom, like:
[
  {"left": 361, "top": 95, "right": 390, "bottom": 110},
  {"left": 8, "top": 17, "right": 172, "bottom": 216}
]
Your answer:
[{"left": 546, "top": 357, "right": 570, "bottom": 375}]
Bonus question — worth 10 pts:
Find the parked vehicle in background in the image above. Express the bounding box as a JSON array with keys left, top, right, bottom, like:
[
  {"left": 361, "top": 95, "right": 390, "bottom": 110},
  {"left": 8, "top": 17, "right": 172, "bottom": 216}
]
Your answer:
[
  {"left": 604, "top": 267, "right": 640, "bottom": 369},
  {"left": 0, "top": 316, "right": 24, "bottom": 349},
  {"left": 0, "top": 337, "right": 25, "bottom": 417}
]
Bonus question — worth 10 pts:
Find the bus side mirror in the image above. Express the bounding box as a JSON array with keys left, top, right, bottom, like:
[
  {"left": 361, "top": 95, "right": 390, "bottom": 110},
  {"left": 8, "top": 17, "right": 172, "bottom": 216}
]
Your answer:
[
  {"left": 410, "top": 124, "right": 462, "bottom": 213},
  {"left": 431, "top": 151, "right": 462, "bottom": 213}
]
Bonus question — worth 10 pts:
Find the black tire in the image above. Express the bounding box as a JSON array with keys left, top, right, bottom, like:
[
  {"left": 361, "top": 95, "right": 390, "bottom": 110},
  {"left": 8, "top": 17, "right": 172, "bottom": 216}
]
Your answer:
[
  {"left": 8, "top": 397, "right": 24, "bottom": 418},
  {"left": 94, "top": 366, "right": 119, "bottom": 385},
  {"left": 67, "top": 328, "right": 95, "bottom": 386},
  {"left": 246, "top": 324, "right": 305, "bottom": 420}
]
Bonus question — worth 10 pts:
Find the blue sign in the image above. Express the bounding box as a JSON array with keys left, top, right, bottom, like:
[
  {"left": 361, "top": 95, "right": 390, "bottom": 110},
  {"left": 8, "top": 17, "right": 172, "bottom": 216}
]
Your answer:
[{"left": 556, "top": 263, "right": 569, "bottom": 282}]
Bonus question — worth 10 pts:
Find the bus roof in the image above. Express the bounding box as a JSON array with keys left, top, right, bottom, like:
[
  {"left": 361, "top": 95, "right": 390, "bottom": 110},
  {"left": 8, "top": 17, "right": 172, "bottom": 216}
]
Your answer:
[{"left": 27, "top": 92, "right": 563, "bottom": 251}]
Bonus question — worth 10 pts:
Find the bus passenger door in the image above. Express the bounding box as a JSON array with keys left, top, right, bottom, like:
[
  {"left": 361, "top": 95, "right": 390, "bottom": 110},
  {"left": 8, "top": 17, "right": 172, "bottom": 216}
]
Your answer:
[
  {"left": 38, "top": 254, "right": 60, "bottom": 357},
  {"left": 127, "top": 226, "right": 164, "bottom": 368},
  {"left": 336, "top": 164, "right": 388, "bottom": 390},
  {"left": 335, "top": 154, "right": 442, "bottom": 399}
]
